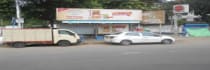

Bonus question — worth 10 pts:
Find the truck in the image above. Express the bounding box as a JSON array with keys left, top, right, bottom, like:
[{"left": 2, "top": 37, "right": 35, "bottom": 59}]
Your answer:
[{"left": 2, "top": 28, "right": 80, "bottom": 48}]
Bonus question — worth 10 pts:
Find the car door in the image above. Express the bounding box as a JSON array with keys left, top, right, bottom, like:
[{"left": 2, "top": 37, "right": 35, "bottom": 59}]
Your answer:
[
  {"left": 124, "top": 32, "right": 143, "bottom": 43},
  {"left": 142, "top": 32, "right": 162, "bottom": 43}
]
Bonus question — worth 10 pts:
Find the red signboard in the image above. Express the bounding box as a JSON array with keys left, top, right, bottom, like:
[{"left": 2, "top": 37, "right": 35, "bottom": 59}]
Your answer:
[
  {"left": 174, "top": 5, "right": 184, "bottom": 12},
  {"left": 173, "top": 4, "right": 189, "bottom": 14}
]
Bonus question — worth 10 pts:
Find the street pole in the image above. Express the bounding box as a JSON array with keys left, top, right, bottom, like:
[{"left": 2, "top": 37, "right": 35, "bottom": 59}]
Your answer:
[
  {"left": 159, "top": 23, "right": 162, "bottom": 35},
  {"left": 15, "top": 0, "right": 22, "bottom": 28},
  {"left": 173, "top": 14, "right": 179, "bottom": 35}
]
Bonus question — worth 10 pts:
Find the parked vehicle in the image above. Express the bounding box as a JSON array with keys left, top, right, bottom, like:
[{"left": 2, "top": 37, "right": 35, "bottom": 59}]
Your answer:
[
  {"left": 104, "top": 32, "right": 175, "bottom": 45},
  {"left": 2, "top": 28, "right": 80, "bottom": 47},
  {"left": 0, "top": 36, "right": 2, "bottom": 45}
]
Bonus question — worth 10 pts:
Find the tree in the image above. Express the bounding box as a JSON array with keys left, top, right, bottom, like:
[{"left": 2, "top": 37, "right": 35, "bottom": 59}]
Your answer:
[
  {"left": 0, "top": 0, "right": 159, "bottom": 27},
  {"left": 101, "top": 0, "right": 157, "bottom": 10},
  {"left": 186, "top": 0, "right": 210, "bottom": 23},
  {"left": 0, "top": 0, "right": 16, "bottom": 19},
  {"left": 0, "top": 0, "right": 16, "bottom": 26}
]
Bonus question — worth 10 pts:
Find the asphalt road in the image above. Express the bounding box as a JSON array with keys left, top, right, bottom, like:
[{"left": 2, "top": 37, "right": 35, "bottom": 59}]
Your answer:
[{"left": 0, "top": 37, "right": 210, "bottom": 70}]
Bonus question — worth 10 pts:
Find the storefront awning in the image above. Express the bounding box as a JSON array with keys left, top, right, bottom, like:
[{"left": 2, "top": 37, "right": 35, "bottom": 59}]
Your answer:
[{"left": 62, "top": 20, "right": 140, "bottom": 24}]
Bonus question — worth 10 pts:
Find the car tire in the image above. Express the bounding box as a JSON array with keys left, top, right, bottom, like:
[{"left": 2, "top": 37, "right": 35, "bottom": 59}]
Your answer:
[
  {"left": 120, "top": 40, "right": 132, "bottom": 45},
  {"left": 162, "top": 39, "right": 172, "bottom": 44},
  {"left": 57, "top": 40, "right": 71, "bottom": 47},
  {"left": 12, "top": 42, "right": 25, "bottom": 48}
]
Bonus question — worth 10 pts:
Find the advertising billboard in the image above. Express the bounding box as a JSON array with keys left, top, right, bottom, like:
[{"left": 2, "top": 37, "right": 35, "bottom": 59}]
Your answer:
[
  {"left": 56, "top": 8, "right": 90, "bottom": 20},
  {"left": 56, "top": 8, "right": 142, "bottom": 21},
  {"left": 142, "top": 10, "right": 165, "bottom": 24},
  {"left": 98, "top": 24, "right": 129, "bottom": 34},
  {"left": 173, "top": 4, "right": 189, "bottom": 14},
  {"left": 91, "top": 9, "right": 142, "bottom": 20}
]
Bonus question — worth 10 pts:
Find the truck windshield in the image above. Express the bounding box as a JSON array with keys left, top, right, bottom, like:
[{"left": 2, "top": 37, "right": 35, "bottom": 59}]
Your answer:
[{"left": 58, "top": 30, "right": 75, "bottom": 36}]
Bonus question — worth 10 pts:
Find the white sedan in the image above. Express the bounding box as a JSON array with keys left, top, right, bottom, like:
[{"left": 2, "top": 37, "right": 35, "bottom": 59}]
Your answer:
[
  {"left": 104, "top": 32, "right": 175, "bottom": 45},
  {"left": 0, "top": 36, "right": 2, "bottom": 45}
]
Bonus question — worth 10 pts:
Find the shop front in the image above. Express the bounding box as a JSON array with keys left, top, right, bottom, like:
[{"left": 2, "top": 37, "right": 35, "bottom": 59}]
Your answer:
[{"left": 56, "top": 8, "right": 142, "bottom": 39}]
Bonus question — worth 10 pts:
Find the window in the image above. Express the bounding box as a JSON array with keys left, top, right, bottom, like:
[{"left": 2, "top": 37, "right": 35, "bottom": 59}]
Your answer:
[
  {"left": 59, "top": 30, "right": 75, "bottom": 36},
  {"left": 125, "top": 32, "right": 140, "bottom": 36},
  {"left": 142, "top": 32, "right": 155, "bottom": 36}
]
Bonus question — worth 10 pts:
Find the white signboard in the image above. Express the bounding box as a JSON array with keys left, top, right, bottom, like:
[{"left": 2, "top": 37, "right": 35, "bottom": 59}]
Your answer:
[
  {"left": 56, "top": 8, "right": 90, "bottom": 20},
  {"left": 56, "top": 8, "right": 142, "bottom": 21},
  {"left": 173, "top": 4, "right": 189, "bottom": 14},
  {"left": 91, "top": 9, "right": 142, "bottom": 20},
  {"left": 142, "top": 10, "right": 165, "bottom": 24},
  {"left": 16, "top": 18, "right": 24, "bottom": 23}
]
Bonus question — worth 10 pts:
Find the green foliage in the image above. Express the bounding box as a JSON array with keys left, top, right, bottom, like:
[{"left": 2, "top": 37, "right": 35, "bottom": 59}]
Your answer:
[
  {"left": 0, "top": 0, "right": 160, "bottom": 27},
  {"left": 24, "top": 18, "right": 48, "bottom": 28},
  {"left": 178, "top": 19, "right": 187, "bottom": 26},
  {"left": 0, "top": 0, "right": 15, "bottom": 19},
  {"left": 0, "top": 19, "right": 10, "bottom": 26},
  {"left": 186, "top": 0, "right": 210, "bottom": 23},
  {"left": 101, "top": 0, "right": 156, "bottom": 10}
]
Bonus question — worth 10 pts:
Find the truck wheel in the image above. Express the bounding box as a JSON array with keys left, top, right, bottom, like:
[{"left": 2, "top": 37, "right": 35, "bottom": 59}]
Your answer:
[
  {"left": 57, "top": 40, "right": 71, "bottom": 47},
  {"left": 12, "top": 42, "right": 25, "bottom": 48},
  {"left": 162, "top": 39, "right": 172, "bottom": 44},
  {"left": 120, "top": 40, "right": 132, "bottom": 45}
]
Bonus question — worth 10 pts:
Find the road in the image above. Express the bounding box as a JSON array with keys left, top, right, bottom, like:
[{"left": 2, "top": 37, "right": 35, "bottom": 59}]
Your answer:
[{"left": 0, "top": 37, "right": 210, "bottom": 70}]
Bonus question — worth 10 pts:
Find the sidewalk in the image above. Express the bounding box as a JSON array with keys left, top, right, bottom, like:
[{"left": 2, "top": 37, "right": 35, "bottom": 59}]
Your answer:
[{"left": 80, "top": 39, "right": 105, "bottom": 45}]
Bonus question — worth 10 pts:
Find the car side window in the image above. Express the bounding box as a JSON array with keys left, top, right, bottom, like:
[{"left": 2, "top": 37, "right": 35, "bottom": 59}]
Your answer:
[
  {"left": 142, "top": 32, "right": 154, "bottom": 36},
  {"left": 58, "top": 30, "right": 75, "bottom": 36},
  {"left": 125, "top": 32, "right": 140, "bottom": 36}
]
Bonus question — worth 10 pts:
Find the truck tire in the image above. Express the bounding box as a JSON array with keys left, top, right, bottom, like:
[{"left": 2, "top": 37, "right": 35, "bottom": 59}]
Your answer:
[
  {"left": 57, "top": 40, "right": 71, "bottom": 47},
  {"left": 162, "top": 39, "right": 172, "bottom": 44},
  {"left": 120, "top": 40, "right": 132, "bottom": 45},
  {"left": 12, "top": 42, "right": 25, "bottom": 48}
]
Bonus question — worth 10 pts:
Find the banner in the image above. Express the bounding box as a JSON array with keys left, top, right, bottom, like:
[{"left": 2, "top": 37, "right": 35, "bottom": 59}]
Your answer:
[
  {"left": 98, "top": 24, "right": 129, "bottom": 34},
  {"left": 173, "top": 4, "right": 189, "bottom": 14},
  {"left": 62, "top": 20, "right": 140, "bottom": 23},
  {"left": 142, "top": 10, "right": 165, "bottom": 24},
  {"left": 91, "top": 9, "right": 142, "bottom": 20},
  {"left": 56, "top": 8, "right": 142, "bottom": 21},
  {"left": 56, "top": 8, "right": 90, "bottom": 20},
  {"left": 98, "top": 24, "right": 111, "bottom": 34},
  {"left": 112, "top": 24, "right": 129, "bottom": 32}
]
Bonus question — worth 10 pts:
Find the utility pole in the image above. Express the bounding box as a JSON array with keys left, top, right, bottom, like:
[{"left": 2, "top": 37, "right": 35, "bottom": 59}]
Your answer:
[
  {"left": 173, "top": 14, "right": 179, "bottom": 35},
  {"left": 15, "top": 0, "right": 22, "bottom": 28}
]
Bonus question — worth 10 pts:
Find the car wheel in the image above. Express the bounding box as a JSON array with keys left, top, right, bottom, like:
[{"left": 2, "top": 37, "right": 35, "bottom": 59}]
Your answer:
[
  {"left": 12, "top": 42, "right": 25, "bottom": 48},
  {"left": 162, "top": 39, "right": 172, "bottom": 44},
  {"left": 120, "top": 40, "right": 132, "bottom": 45},
  {"left": 57, "top": 40, "right": 71, "bottom": 46}
]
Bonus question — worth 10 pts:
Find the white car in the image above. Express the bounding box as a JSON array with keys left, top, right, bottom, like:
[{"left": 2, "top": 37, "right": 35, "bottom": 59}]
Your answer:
[
  {"left": 0, "top": 36, "right": 2, "bottom": 45},
  {"left": 104, "top": 32, "right": 175, "bottom": 45}
]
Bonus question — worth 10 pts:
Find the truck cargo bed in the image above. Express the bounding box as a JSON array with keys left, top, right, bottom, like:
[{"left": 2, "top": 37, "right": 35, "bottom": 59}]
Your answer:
[{"left": 3, "top": 28, "right": 53, "bottom": 44}]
